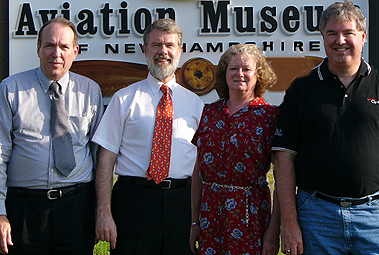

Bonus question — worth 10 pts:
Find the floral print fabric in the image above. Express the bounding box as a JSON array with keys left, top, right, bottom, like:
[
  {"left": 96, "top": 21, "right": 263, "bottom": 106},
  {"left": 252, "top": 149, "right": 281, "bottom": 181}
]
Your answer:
[{"left": 193, "top": 98, "right": 279, "bottom": 255}]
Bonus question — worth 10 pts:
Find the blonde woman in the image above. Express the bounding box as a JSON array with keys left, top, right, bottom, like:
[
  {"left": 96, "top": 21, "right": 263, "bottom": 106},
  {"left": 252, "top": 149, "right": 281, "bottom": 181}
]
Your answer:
[{"left": 190, "top": 44, "right": 280, "bottom": 255}]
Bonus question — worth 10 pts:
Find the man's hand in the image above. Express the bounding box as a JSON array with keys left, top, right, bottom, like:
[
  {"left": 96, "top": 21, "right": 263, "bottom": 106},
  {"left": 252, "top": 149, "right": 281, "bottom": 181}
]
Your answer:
[
  {"left": 0, "top": 215, "right": 12, "bottom": 254},
  {"left": 280, "top": 220, "right": 303, "bottom": 255},
  {"left": 274, "top": 151, "right": 303, "bottom": 255},
  {"left": 95, "top": 147, "right": 118, "bottom": 249},
  {"left": 96, "top": 209, "right": 117, "bottom": 249}
]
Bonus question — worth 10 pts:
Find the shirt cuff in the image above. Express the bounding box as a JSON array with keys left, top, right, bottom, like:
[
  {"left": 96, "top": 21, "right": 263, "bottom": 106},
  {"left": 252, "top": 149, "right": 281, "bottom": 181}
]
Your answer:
[
  {"left": 0, "top": 200, "right": 6, "bottom": 215},
  {"left": 271, "top": 147, "right": 297, "bottom": 154}
]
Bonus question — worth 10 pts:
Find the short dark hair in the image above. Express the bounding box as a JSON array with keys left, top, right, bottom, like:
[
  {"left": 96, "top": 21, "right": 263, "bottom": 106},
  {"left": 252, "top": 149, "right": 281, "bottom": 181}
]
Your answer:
[
  {"left": 37, "top": 17, "right": 79, "bottom": 47},
  {"left": 319, "top": 0, "right": 366, "bottom": 34},
  {"left": 143, "top": 19, "right": 183, "bottom": 47}
]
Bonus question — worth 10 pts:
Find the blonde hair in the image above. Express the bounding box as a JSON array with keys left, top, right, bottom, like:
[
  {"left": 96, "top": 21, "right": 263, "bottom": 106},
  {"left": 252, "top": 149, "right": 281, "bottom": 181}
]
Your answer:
[{"left": 215, "top": 44, "right": 277, "bottom": 99}]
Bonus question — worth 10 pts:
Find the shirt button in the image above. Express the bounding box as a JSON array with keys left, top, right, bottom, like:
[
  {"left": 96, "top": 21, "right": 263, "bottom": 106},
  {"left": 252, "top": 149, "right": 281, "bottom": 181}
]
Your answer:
[{"left": 345, "top": 94, "right": 348, "bottom": 98}]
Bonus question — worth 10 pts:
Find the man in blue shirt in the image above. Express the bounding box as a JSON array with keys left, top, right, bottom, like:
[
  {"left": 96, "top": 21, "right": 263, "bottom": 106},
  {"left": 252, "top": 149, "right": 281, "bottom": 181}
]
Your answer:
[{"left": 0, "top": 17, "right": 103, "bottom": 254}]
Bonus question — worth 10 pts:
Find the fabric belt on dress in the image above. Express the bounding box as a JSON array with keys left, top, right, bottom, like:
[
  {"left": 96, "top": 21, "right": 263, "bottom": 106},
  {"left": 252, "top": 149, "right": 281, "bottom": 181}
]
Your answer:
[
  {"left": 8, "top": 182, "right": 90, "bottom": 200},
  {"left": 202, "top": 181, "right": 255, "bottom": 226},
  {"left": 118, "top": 176, "right": 191, "bottom": 190},
  {"left": 302, "top": 189, "right": 379, "bottom": 207}
]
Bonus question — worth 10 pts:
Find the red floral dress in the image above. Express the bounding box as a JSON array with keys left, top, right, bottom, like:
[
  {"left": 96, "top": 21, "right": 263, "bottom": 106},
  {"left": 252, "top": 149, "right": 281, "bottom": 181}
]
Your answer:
[{"left": 192, "top": 98, "right": 279, "bottom": 255}]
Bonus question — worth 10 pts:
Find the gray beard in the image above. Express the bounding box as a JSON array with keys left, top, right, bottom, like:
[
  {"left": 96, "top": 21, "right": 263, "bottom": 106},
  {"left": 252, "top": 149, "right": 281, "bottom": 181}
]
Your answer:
[{"left": 147, "top": 56, "right": 179, "bottom": 80}]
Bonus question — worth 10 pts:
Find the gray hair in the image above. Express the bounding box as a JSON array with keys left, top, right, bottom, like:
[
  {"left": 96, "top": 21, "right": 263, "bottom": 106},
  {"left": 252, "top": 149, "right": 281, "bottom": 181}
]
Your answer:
[{"left": 143, "top": 19, "right": 183, "bottom": 47}]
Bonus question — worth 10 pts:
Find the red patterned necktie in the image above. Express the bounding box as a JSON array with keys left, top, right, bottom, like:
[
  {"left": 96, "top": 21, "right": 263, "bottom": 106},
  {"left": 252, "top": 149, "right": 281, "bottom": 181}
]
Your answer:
[{"left": 146, "top": 84, "right": 173, "bottom": 184}]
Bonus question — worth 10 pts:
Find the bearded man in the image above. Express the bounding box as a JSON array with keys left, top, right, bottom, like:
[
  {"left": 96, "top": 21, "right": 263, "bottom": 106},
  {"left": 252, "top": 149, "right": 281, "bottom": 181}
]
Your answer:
[{"left": 92, "top": 19, "right": 204, "bottom": 255}]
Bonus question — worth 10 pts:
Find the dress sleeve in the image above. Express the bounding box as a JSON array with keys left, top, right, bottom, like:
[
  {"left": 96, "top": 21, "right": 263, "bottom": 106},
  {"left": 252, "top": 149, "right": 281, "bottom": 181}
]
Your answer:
[{"left": 265, "top": 106, "right": 280, "bottom": 156}]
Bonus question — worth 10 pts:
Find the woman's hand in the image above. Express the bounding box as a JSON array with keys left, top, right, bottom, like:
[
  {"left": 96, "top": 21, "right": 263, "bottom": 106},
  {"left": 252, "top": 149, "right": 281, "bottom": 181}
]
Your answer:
[{"left": 189, "top": 224, "right": 200, "bottom": 254}]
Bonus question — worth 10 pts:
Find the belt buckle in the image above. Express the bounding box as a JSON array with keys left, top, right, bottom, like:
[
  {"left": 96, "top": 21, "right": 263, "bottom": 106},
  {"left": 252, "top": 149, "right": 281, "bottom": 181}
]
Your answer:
[
  {"left": 340, "top": 199, "right": 352, "bottom": 207},
  {"left": 47, "top": 189, "right": 62, "bottom": 200},
  {"left": 162, "top": 180, "right": 171, "bottom": 190}
]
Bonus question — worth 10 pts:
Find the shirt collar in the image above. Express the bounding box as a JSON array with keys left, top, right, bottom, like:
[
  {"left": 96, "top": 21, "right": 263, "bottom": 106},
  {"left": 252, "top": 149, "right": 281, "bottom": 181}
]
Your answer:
[
  {"left": 317, "top": 58, "right": 370, "bottom": 81},
  {"left": 217, "top": 97, "right": 270, "bottom": 114},
  {"left": 249, "top": 97, "right": 269, "bottom": 107},
  {"left": 37, "top": 67, "right": 70, "bottom": 94},
  {"left": 146, "top": 73, "right": 176, "bottom": 95}
]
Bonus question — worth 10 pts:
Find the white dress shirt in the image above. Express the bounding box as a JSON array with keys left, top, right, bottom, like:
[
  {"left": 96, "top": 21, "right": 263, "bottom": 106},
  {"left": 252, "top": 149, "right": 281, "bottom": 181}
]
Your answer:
[{"left": 92, "top": 73, "right": 204, "bottom": 178}]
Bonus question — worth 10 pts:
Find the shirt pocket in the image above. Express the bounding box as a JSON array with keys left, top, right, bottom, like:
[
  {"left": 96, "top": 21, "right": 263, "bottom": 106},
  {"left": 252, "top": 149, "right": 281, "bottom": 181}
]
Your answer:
[
  {"left": 237, "top": 123, "right": 265, "bottom": 156},
  {"left": 194, "top": 117, "right": 224, "bottom": 148},
  {"left": 69, "top": 115, "right": 92, "bottom": 146}
]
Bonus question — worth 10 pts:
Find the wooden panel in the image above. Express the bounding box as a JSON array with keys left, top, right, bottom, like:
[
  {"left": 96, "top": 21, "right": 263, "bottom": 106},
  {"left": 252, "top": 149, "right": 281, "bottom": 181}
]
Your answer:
[{"left": 70, "top": 56, "right": 323, "bottom": 97}]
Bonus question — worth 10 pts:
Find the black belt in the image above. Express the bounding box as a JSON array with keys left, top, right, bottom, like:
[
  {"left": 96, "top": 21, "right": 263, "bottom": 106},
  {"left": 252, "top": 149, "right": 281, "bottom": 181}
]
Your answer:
[
  {"left": 8, "top": 182, "right": 90, "bottom": 200},
  {"left": 303, "top": 189, "right": 379, "bottom": 206},
  {"left": 118, "top": 176, "right": 191, "bottom": 189}
]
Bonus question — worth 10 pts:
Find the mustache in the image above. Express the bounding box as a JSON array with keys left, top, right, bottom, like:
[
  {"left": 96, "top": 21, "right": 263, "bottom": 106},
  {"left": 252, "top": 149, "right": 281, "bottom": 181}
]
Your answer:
[{"left": 154, "top": 55, "right": 172, "bottom": 61}]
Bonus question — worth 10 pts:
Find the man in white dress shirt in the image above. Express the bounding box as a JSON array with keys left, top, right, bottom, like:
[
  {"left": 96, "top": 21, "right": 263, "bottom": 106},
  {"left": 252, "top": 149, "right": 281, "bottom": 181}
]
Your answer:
[{"left": 93, "top": 19, "right": 204, "bottom": 254}]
